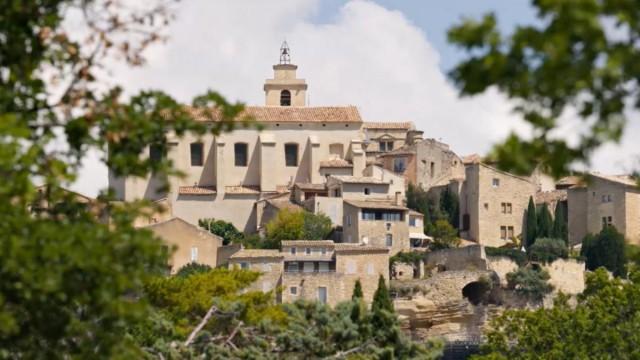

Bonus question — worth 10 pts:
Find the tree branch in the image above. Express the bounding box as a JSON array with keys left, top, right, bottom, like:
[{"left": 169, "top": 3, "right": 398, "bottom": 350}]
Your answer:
[{"left": 184, "top": 304, "right": 218, "bottom": 346}]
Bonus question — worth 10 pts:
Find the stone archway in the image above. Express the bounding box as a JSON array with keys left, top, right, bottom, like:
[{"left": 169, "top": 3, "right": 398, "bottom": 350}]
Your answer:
[{"left": 462, "top": 281, "right": 489, "bottom": 305}]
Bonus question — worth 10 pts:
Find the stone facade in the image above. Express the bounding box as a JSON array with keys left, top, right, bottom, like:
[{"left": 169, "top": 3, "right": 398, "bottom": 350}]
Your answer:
[
  {"left": 342, "top": 199, "right": 411, "bottom": 255},
  {"left": 228, "top": 240, "right": 389, "bottom": 306},
  {"left": 145, "top": 217, "right": 223, "bottom": 273},
  {"left": 109, "top": 53, "right": 413, "bottom": 233},
  {"left": 568, "top": 173, "right": 640, "bottom": 245},
  {"left": 378, "top": 138, "right": 465, "bottom": 193},
  {"left": 460, "top": 162, "right": 536, "bottom": 247}
]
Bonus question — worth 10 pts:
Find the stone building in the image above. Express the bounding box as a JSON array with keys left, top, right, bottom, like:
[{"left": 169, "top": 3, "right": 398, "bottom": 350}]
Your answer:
[
  {"left": 109, "top": 44, "right": 412, "bottom": 233},
  {"left": 228, "top": 240, "right": 389, "bottom": 306},
  {"left": 228, "top": 249, "right": 284, "bottom": 294},
  {"left": 145, "top": 217, "right": 224, "bottom": 273},
  {"left": 459, "top": 161, "right": 536, "bottom": 247},
  {"left": 568, "top": 173, "right": 640, "bottom": 245},
  {"left": 378, "top": 138, "right": 465, "bottom": 194},
  {"left": 342, "top": 199, "right": 411, "bottom": 254},
  {"left": 362, "top": 122, "right": 416, "bottom": 162}
]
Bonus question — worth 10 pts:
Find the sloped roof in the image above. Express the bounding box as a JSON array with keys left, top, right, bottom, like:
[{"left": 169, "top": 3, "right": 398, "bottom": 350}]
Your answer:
[
  {"left": 591, "top": 173, "right": 638, "bottom": 187},
  {"left": 178, "top": 185, "right": 217, "bottom": 195},
  {"left": 535, "top": 190, "right": 567, "bottom": 204},
  {"left": 462, "top": 153, "right": 482, "bottom": 165},
  {"left": 363, "top": 122, "right": 414, "bottom": 130},
  {"left": 319, "top": 159, "right": 353, "bottom": 168},
  {"left": 329, "top": 175, "right": 389, "bottom": 185},
  {"left": 293, "top": 183, "right": 327, "bottom": 191},
  {"left": 281, "top": 240, "right": 336, "bottom": 247},
  {"left": 344, "top": 199, "right": 407, "bottom": 210},
  {"left": 175, "top": 106, "right": 363, "bottom": 123},
  {"left": 408, "top": 209, "right": 424, "bottom": 217},
  {"left": 230, "top": 249, "right": 283, "bottom": 259},
  {"left": 266, "top": 198, "right": 303, "bottom": 211},
  {"left": 145, "top": 217, "right": 223, "bottom": 241},
  {"left": 334, "top": 243, "right": 389, "bottom": 253}
]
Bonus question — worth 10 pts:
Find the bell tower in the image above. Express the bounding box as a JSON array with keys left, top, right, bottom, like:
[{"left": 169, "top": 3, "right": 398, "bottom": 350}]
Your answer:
[{"left": 264, "top": 41, "right": 307, "bottom": 107}]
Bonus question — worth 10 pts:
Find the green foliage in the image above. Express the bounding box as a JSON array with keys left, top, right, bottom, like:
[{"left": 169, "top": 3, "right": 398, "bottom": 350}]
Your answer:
[
  {"left": 506, "top": 266, "right": 553, "bottom": 302},
  {"left": 528, "top": 238, "right": 568, "bottom": 264},
  {"left": 352, "top": 280, "right": 364, "bottom": 300},
  {"left": 407, "top": 183, "right": 431, "bottom": 227},
  {"left": 264, "top": 209, "right": 333, "bottom": 248},
  {"left": 175, "top": 262, "right": 212, "bottom": 278},
  {"left": 302, "top": 211, "right": 333, "bottom": 240},
  {"left": 390, "top": 251, "right": 425, "bottom": 267},
  {"left": 429, "top": 219, "right": 460, "bottom": 250},
  {"left": 198, "top": 218, "right": 242, "bottom": 245},
  {"left": 474, "top": 269, "right": 640, "bottom": 359},
  {"left": 485, "top": 247, "right": 527, "bottom": 267},
  {"left": 440, "top": 188, "right": 460, "bottom": 229},
  {"left": 581, "top": 225, "right": 627, "bottom": 277},
  {"left": 525, "top": 197, "right": 537, "bottom": 249},
  {"left": 448, "top": 2, "right": 640, "bottom": 178},
  {"left": 0, "top": 1, "right": 257, "bottom": 356},
  {"left": 536, "top": 203, "right": 553, "bottom": 239},
  {"left": 552, "top": 203, "right": 568, "bottom": 244},
  {"left": 372, "top": 275, "right": 394, "bottom": 313}
]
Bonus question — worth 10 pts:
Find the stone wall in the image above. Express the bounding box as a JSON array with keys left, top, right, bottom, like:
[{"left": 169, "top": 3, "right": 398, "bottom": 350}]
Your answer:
[
  {"left": 542, "top": 258, "right": 585, "bottom": 295},
  {"left": 424, "top": 245, "right": 487, "bottom": 271},
  {"left": 486, "top": 256, "right": 519, "bottom": 287}
]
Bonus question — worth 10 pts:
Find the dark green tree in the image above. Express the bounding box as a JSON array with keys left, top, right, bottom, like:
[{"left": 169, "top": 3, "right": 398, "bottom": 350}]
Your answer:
[
  {"left": 581, "top": 226, "right": 627, "bottom": 278},
  {"left": 302, "top": 211, "right": 333, "bottom": 240},
  {"left": 0, "top": 1, "right": 254, "bottom": 357},
  {"left": 440, "top": 188, "right": 460, "bottom": 229},
  {"left": 198, "top": 218, "right": 243, "bottom": 245},
  {"left": 448, "top": 2, "right": 640, "bottom": 178},
  {"left": 506, "top": 267, "right": 553, "bottom": 302},
  {"left": 352, "top": 279, "right": 364, "bottom": 300},
  {"left": 552, "top": 203, "right": 568, "bottom": 244},
  {"left": 175, "top": 262, "right": 212, "bottom": 278},
  {"left": 372, "top": 275, "right": 394, "bottom": 313},
  {"left": 525, "top": 196, "right": 537, "bottom": 248},
  {"left": 475, "top": 269, "right": 640, "bottom": 359},
  {"left": 537, "top": 203, "right": 553, "bottom": 239},
  {"left": 528, "top": 238, "right": 568, "bottom": 264}
]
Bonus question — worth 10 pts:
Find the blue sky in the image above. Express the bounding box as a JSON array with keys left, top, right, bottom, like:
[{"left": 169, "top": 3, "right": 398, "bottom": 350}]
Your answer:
[{"left": 311, "top": 0, "right": 536, "bottom": 71}]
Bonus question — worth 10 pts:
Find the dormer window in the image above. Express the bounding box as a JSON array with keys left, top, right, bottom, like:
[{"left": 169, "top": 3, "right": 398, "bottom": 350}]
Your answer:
[{"left": 280, "top": 90, "right": 291, "bottom": 106}]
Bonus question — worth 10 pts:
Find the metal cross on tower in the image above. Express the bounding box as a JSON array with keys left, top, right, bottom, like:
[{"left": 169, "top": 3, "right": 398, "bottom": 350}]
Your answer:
[{"left": 279, "top": 40, "right": 291, "bottom": 64}]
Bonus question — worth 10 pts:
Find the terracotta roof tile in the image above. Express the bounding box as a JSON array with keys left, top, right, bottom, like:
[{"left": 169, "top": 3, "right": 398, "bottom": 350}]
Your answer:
[
  {"left": 319, "top": 159, "right": 353, "bottom": 168},
  {"left": 230, "top": 249, "right": 283, "bottom": 259},
  {"left": 329, "top": 175, "right": 389, "bottom": 184},
  {"left": 177, "top": 106, "right": 362, "bottom": 123},
  {"left": 462, "top": 153, "right": 482, "bottom": 164},
  {"left": 281, "top": 240, "right": 336, "bottom": 247},
  {"left": 535, "top": 190, "right": 567, "bottom": 205},
  {"left": 363, "top": 122, "right": 414, "bottom": 130},
  {"left": 225, "top": 185, "right": 260, "bottom": 194},
  {"left": 344, "top": 199, "right": 407, "bottom": 210},
  {"left": 178, "top": 186, "right": 217, "bottom": 195}
]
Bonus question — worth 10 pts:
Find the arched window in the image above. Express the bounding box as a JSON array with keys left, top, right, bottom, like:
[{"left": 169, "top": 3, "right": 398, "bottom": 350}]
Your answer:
[{"left": 280, "top": 90, "right": 291, "bottom": 106}]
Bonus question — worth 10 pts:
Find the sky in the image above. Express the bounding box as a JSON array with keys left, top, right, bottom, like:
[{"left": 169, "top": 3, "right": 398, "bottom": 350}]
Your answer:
[{"left": 70, "top": 0, "right": 640, "bottom": 197}]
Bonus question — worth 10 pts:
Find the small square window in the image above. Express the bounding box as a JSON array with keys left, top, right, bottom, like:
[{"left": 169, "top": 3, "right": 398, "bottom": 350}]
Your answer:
[
  {"left": 364, "top": 187, "right": 370, "bottom": 195},
  {"left": 290, "top": 286, "right": 297, "bottom": 295},
  {"left": 321, "top": 248, "right": 327, "bottom": 255},
  {"left": 149, "top": 144, "right": 164, "bottom": 162},
  {"left": 240, "top": 262, "right": 249, "bottom": 270},
  {"left": 290, "top": 247, "right": 297, "bottom": 255},
  {"left": 492, "top": 178, "right": 500, "bottom": 187},
  {"left": 305, "top": 248, "right": 311, "bottom": 255},
  {"left": 385, "top": 234, "right": 393, "bottom": 247}
]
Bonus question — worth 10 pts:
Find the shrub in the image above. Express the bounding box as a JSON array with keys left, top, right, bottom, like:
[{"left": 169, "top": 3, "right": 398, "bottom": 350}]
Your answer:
[
  {"left": 581, "top": 226, "right": 626, "bottom": 277},
  {"left": 429, "top": 220, "right": 460, "bottom": 250},
  {"left": 175, "top": 262, "right": 212, "bottom": 278},
  {"left": 528, "top": 237, "right": 568, "bottom": 263},
  {"left": 485, "top": 246, "right": 527, "bottom": 266},
  {"left": 198, "top": 218, "right": 242, "bottom": 245},
  {"left": 506, "top": 267, "right": 553, "bottom": 301}
]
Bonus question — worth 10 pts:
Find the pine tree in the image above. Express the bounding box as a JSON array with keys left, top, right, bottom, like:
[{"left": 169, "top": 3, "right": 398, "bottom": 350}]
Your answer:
[
  {"left": 372, "top": 275, "right": 394, "bottom": 313},
  {"left": 526, "top": 196, "right": 538, "bottom": 248},
  {"left": 352, "top": 279, "right": 364, "bottom": 300},
  {"left": 537, "top": 203, "right": 553, "bottom": 239},
  {"left": 552, "top": 203, "right": 568, "bottom": 244}
]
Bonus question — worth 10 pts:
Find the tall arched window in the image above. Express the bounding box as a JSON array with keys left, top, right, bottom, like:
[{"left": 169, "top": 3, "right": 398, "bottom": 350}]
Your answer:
[{"left": 280, "top": 90, "right": 291, "bottom": 106}]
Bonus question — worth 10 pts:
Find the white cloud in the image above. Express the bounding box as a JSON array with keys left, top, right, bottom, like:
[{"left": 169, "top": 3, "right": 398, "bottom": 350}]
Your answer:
[{"left": 70, "top": 0, "right": 638, "bottom": 196}]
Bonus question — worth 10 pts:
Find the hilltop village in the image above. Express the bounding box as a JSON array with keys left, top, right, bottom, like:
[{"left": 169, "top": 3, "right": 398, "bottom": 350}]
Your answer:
[{"left": 104, "top": 45, "right": 640, "bottom": 341}]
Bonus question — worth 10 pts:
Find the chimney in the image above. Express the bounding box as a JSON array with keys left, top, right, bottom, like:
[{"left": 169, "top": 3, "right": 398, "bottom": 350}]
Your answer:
[{"left": 395, "top": 191, "right": 402, "bottom": 206}]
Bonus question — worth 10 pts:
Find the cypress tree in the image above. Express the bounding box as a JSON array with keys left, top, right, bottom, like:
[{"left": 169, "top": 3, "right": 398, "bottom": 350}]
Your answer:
[
  {"left": 552, "top": 203, "right": 568, "bottom": 244},
  {"left": 525, "top": 196, "right": 537, "bottom": 248},
  {"left": 440, "top": 189, "right": 460, "bottom": 229},
  {"left": 372, "top": 275, "right": 394, "bottom": 313},
  {"left": 537, "top": 203, "right": 553, "bottom": 239},
  {"left": 352, "top": 279, "right": 364, "bottom": 300}
]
